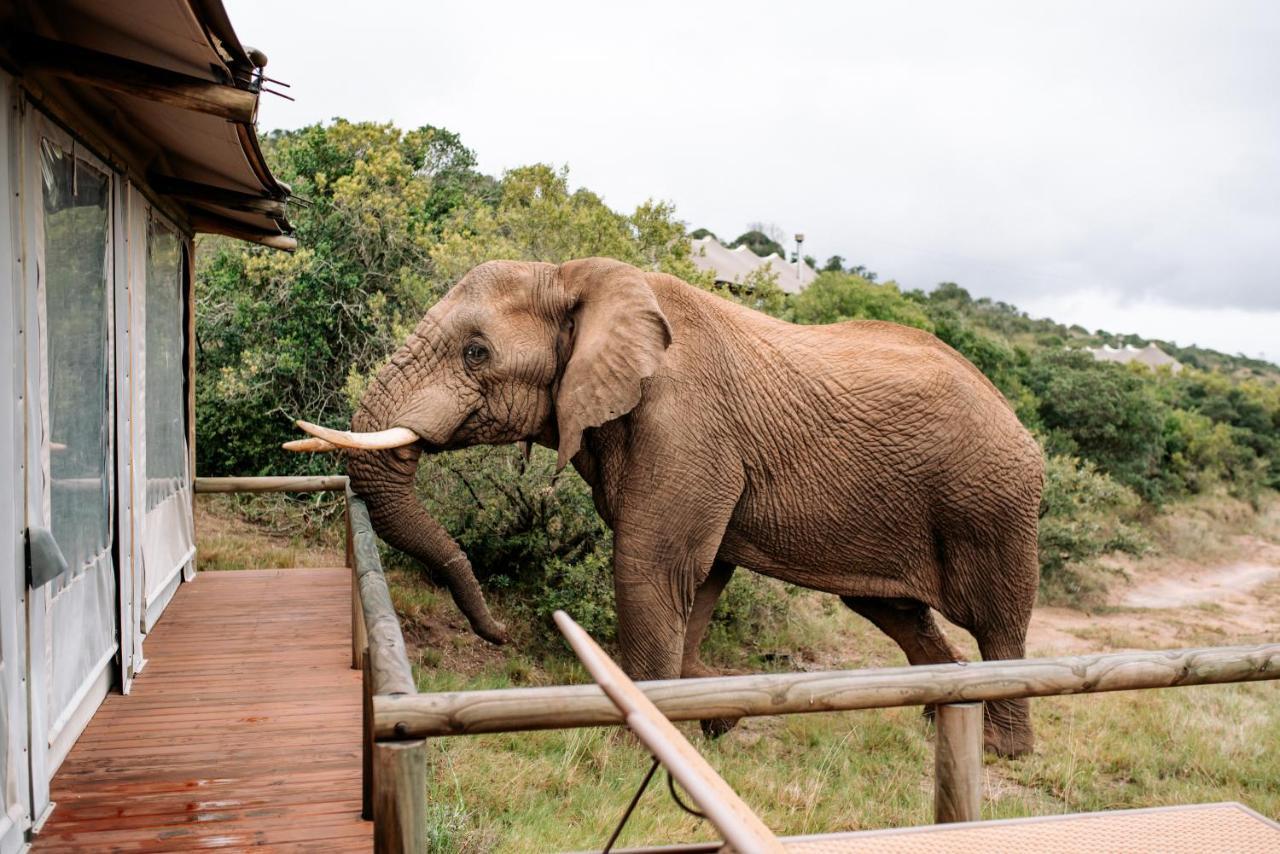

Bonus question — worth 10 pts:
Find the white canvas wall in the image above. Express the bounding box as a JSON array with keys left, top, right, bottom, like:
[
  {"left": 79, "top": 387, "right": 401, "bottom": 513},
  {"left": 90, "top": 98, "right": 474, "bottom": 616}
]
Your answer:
[
  {"left": 2, "top": 80, "right": 199, "bottom": 833},
  {"left": 25, "top": 117, "right": 119, "bottom": 780},
  {"left": 139, "top": 214, "right": 194, "bottom": 618}
]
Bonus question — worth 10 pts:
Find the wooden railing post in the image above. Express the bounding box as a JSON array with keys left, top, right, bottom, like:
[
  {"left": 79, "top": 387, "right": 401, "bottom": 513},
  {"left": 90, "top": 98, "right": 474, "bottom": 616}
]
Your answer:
[
  {"left": 362, "top": 650, "right": 374, "bottom": 821},
  {"left": 347, "top": 497, "right": 366, "bottom": 671},
  {"left": 933, "top": 702, "right": 982, "bottom": 823},
  {"left": 373, "top": 739, "right": 427, "bottom": 854}
]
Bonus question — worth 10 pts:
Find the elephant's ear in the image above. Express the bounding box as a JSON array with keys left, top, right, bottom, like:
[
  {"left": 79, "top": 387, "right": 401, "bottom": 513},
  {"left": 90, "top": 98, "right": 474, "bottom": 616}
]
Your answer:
[{"left": 554, "top": 258, "right": 672, "bottom": 471}]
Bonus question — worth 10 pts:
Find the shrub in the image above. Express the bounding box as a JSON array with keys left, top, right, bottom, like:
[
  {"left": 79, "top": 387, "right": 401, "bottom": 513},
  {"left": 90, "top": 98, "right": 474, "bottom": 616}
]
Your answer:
[
  {"left": 1021, "top": 351, "right": 1170, "bottom": 501},
  {"left": 411, "top": 444, "right": 793, "bottom": 650},
  {"left": 792, "top": 272, "right": 934, "bottom": 330},
  {"left": 1038, "top": 452, "right": 1147, "bottom": 604},
  {"left": 1162, "top": 409, "right": 1267, "bottom": 500}
]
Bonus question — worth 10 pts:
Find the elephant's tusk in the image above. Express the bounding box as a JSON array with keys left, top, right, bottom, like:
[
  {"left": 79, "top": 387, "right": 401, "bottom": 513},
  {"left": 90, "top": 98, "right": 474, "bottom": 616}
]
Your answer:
[
  {"left": 294, "top": 420, "right": 420, "bottom": 451},
  {"left": 282, "top": 437, "right": 339, "bottom": 453}
]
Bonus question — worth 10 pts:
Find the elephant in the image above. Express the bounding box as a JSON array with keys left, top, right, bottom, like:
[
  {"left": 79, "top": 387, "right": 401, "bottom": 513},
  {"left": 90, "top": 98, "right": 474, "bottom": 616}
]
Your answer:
[{"left": 288, "top": 257, "right": 1044, "bottom": 757}]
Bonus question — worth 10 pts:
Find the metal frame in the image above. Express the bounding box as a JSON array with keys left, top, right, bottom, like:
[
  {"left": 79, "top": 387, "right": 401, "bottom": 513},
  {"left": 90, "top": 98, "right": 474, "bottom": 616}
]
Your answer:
[{"left": 0, "top": 68, "right": 32, "bottom": 854}]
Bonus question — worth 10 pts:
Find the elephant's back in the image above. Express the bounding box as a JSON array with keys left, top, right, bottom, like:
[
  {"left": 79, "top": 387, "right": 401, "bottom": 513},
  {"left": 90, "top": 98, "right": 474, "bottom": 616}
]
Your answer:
[{"left": 784, "top": 317, "right": 1042, "bottom": 540}]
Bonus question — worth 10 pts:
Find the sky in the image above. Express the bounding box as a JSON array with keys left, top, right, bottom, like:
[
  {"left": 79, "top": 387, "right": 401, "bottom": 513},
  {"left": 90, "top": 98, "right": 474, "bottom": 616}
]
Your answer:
[{"left": 226, "top": 1, "right": 1280, "bottom": 362}]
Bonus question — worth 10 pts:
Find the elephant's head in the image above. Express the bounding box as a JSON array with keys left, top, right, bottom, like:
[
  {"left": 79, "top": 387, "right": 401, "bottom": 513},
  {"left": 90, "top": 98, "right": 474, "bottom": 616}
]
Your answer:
[{"left": 286, "top": 258, "right": 672, "bottom": 643}]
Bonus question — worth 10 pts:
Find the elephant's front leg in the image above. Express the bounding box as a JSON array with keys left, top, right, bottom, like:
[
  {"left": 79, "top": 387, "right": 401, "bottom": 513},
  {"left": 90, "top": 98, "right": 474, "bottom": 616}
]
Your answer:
[{"left": 611, "top": 503, "right": 736, "bottom": 684}]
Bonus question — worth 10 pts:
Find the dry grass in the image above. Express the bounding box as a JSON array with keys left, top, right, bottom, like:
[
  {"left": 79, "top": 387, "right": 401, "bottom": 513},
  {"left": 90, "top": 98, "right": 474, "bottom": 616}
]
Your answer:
[{"left": 194, "top": 495, "right": 345, "bottom": 570}]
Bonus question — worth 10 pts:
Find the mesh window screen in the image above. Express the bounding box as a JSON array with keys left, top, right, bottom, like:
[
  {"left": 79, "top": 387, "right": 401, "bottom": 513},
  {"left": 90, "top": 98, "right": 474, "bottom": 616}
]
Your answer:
[
  {"left": 145, "top": 218, "right": 185, "bottom": 511},
  {"left": 41, "top": 138, "right": 111, "bottom": 576}
]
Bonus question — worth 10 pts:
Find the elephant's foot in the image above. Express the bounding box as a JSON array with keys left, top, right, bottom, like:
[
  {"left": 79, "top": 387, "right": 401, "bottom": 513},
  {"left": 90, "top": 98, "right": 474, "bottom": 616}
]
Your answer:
[
  {"left": 699, "top": 716, "right": 740, "bottom": 738},
  {"left": 982, "top": 698, "right": 1034, "bottom": 757},
  {"left": 681, "top": 657, "right": 741, "bottom": 738}
]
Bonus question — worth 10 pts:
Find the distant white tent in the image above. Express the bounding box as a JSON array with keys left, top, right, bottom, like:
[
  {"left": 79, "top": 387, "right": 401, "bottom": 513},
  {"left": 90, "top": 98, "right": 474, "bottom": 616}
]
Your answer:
[
  {"left": 1086, "top": 343, "right": 1183, "bottom": 373},
  {"left": 688, "top": 236, "right": 818, "bottom": 294}
]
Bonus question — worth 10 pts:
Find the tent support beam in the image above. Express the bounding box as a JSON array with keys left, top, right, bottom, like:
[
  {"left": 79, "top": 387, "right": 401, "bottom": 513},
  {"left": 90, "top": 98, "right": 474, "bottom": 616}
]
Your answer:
[
  {"left": 151, "top": 173, "right": 286, "bottom": 218},
  {"left": 13, "top": 34, "right": 258, "bottom": 123},
  {"left": 189, "top": 212, "right": 296, "bottom": 252}
]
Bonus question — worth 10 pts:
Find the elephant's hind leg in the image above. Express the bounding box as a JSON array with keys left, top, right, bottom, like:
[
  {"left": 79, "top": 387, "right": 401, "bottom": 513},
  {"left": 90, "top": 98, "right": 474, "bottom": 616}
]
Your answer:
[
  {"left": 973, "top": 625, "right": 1033, "bottom": 757},
  {"left": 840, "top": 597, "right": 967, "bottom": 667},
  {"left": 682, "top": 560, "right": 735, "bottom": 679},
  {"left": 938, "top": 532, "right": 1038, "bottom": 758},
  {"left": 841, "top": 596, "right": 966, "bottom": 723}
]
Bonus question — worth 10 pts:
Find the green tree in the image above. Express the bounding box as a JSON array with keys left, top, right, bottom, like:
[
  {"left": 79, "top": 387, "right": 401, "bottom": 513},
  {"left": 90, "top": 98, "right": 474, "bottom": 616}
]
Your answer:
[
  {"left": 1021, "top": 351, "right": 1170, "bottom": 500},
  {"left": 729, "top": 229, "right": 787, "bottom": 259},
  {"left": 792, "top": 271, "right": 933, "bottom": 330}
]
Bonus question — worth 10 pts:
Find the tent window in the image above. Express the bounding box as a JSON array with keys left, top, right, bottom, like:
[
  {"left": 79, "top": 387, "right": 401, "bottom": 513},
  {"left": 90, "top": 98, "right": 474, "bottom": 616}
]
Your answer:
[
  {"left": 41, "top": 138, "right": 111, "bottom": 576},
  {"left": 145, "top": 218, "right": 186, "bottom": 510}
]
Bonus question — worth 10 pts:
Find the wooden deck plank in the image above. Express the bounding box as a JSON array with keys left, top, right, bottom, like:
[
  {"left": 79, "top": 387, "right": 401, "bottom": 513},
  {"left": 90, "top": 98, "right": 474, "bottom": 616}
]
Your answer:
[{"left": 36, "top": 568, "right": 374, "bottom": 852}]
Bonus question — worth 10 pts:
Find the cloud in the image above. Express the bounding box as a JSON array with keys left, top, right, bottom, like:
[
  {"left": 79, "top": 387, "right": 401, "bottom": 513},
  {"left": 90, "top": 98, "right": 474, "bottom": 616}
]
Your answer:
[{"left": 229, "top": 0, "right": 1280, "bottom": 337}]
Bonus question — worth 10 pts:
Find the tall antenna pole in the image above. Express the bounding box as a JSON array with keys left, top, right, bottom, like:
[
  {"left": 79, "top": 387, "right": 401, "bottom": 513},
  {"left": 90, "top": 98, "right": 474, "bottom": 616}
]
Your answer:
[{"left": 794, "top": 233, "right": 805, "bottom": 284}]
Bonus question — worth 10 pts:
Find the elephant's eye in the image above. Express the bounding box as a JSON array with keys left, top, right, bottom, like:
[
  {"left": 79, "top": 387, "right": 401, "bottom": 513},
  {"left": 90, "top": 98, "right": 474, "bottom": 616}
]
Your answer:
[{"left": 463, "top": 340, "right": 489, "bottom": 369}]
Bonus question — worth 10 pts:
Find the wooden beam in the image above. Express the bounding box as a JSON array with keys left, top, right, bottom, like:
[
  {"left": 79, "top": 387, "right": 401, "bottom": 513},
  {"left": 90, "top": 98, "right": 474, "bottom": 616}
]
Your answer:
[
  {"left": 189, "top": 212, "right": 297, "bottom": 252},
  {"left": 373, "top": 740, "right": 427, "bottom": 854},
  {"left": 556, "top": 612, "right": 786, "bottom": 853},
  {"left": 193, "top": 475, "right": 348, "bottom": 494},
  {"left": 363, "top": 652, "right": 375, "bottom": 821},
  {"left": 348, "top": 492, "right": 417, "bottom": 697},
  {"left": 151, "top": 173, "right": 286, "bottom": 218},
  {"left": 13, "top": 34, "right": 258, "bottom": 123},
  {"left": 373, "top": 642, "right": 1280, "bottom": 740},
  {"left": 933, "top": 703, "right": 982, "bottom": 823}
]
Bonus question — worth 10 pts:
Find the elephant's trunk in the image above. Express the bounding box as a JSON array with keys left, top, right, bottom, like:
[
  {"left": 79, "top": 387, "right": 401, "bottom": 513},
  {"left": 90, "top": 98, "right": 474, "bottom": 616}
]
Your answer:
[{"left": 346, "top": 442, "right": 509, "bottom": 645}]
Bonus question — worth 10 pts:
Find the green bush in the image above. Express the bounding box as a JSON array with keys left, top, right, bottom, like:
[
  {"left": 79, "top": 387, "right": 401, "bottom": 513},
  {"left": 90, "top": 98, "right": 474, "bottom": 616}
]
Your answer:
[
  {"left": 792, "top": 272, "right": 934, "bottom": 329},
  {"left": 1038, "top": 452, "right": 1147, "bottom": 604},
  {"left": 1021, "top": 351, "right": 1170, "bottom": 501},
  {"left": 1162, "top": 409, "right": 1267, "bottom": 500}
]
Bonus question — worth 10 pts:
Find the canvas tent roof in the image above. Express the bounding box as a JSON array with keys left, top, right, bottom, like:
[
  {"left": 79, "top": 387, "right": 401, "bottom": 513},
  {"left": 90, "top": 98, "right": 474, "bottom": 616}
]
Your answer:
[
  {"left": 689, "top": 235, "right": 817, "bottom": 294},
  {"left": 1086, "top": 343, "right": 1183, "bottom": 373},
  {"left": 0, "top": 0, "right": 294, "bottom": 249}
]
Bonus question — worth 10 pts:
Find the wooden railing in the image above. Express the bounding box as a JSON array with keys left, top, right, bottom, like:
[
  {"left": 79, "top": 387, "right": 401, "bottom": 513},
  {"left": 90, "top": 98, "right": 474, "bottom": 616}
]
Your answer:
[
  {"left": 376, "top": 642, "right": 1280, "bottom": 836},
  {"left": 195, "top": 477, "right": 1280, "bottom": 851}
]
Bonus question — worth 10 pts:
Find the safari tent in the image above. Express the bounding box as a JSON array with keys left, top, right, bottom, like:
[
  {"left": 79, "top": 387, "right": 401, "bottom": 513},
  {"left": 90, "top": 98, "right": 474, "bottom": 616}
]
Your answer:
[{"left": 0, "top": 0, "right": 291, "bottom": 845}]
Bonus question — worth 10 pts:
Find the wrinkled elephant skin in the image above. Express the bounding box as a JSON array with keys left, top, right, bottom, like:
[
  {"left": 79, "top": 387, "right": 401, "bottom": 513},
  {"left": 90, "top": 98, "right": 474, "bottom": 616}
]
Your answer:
[{"left": 334, "top": 258, "right": 1043, "bottom": 757}]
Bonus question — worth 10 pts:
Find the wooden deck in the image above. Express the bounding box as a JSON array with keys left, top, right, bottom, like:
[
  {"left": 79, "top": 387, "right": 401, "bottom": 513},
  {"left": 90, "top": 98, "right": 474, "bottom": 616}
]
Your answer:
[{"left": 37, "top": 568, "right": 373, "bottom": 852}]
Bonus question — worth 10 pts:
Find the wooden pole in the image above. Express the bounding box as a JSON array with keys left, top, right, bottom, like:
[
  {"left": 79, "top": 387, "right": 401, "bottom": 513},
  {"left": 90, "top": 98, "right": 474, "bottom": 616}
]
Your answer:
[
  {"left": 363, "top": 651, "right": 375, "bottom": 821},
  {"left": 347, "top": 495, "right": 366, "bottom": 671},
  {"left": 193, "top": 475, "right": 347, "bottom": 494},
  {"left": 15, "top": 34, "right": 259, "bottom": 123},
  {"left": 188, "top": 212, "right": 297, "bottom": 251},
  {"left": 373, "top": 740, "right": 427, "bottom": 854},
  {"left": 353, "top": 572, "right": 368, "bottom": 671},
  {"left": 933, "top": 703, "right": 982, "bottom": 823},
  {"left": 374, "top": 642, "right": 1280, "bottom": 740}
]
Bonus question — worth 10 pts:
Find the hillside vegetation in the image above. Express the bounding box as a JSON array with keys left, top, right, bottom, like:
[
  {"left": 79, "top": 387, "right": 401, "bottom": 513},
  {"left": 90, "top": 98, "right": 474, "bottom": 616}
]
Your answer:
[{"left": 198, "top": 119, "right": 1280, "bottom": 623}]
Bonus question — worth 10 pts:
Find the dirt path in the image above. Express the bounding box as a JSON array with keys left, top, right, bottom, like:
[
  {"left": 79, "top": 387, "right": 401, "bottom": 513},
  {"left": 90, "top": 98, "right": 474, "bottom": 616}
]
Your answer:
[
  {"left": 1026, "top": 534, "right": 1280, "bottom": 656},
  {"left": 1119, "top": 561, "right": 1280, "bottom": 608}
]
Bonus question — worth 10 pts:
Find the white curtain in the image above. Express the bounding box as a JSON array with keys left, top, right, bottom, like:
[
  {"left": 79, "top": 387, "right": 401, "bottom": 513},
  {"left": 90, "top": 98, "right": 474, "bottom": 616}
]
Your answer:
[
  {"left": 36, "top": 128, "right": 118, "bottom": 733},
  {"left": 140, "top": 214, "right": 193, "bottom": 606}
]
